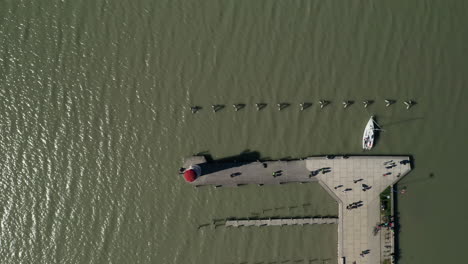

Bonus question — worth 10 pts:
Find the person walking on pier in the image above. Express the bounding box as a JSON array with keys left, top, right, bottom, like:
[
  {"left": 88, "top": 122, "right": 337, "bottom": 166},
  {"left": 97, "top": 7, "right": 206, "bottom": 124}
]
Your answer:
[{"left": 272, "top": 170, "right": 283, "bottom": 177}]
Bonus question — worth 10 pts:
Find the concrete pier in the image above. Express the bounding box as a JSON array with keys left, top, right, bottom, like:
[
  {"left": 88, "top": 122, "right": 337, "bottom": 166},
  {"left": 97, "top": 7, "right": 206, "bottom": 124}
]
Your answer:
[
  {"left": 226, "top": 217, "right": 338, "bottom": 227},
  {"left": 308, "top": 156, "right": 411, "bottom": 264},
  {"left": 183, "top": 155, "right": 411, "bottom": 264},
  {"left": 183, "top": 156, "right": 316, "bottom": 187}
]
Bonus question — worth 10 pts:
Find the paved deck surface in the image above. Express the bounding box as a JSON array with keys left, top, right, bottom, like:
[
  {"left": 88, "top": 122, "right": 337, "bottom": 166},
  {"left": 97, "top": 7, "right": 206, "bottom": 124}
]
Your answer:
[
  {"left": 185, "top": 157, "right": 316, "bottom": 187},
  {"left": 307, "top": 156, "right": 411, "bottom": 264},
  {"left": 226, "top": 217, "right": 338, "bottom": 227}
]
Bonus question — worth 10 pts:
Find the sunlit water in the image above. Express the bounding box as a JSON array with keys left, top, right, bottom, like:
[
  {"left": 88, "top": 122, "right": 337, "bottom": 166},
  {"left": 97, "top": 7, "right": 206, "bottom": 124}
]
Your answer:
[{"left": 1, "top": 1, "right": 468, "bottom": 263}]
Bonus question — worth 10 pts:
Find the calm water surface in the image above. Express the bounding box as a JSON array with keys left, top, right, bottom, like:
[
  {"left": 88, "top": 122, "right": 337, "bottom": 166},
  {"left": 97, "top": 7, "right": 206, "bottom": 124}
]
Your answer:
[{"left": 1, "top": 1, "right": 468, "bottom": 263}]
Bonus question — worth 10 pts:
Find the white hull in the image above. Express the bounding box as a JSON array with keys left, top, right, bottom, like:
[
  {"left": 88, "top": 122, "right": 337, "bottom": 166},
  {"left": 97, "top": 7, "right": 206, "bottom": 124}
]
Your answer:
[{"left": 362, "top": 116, "right": 375, "bottom": 150}]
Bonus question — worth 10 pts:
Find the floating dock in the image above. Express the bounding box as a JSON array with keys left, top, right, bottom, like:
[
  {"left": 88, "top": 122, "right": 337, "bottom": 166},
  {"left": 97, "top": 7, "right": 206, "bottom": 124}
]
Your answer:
[{"left": 183, "top": 155, "right": 411, "bottom": 264}]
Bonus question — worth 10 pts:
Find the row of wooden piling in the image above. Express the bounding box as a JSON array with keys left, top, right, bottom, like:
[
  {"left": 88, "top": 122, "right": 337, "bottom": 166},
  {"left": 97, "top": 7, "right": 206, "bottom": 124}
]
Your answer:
[{"left": 190, "top": 100, "right": 416, "bottom": 113}]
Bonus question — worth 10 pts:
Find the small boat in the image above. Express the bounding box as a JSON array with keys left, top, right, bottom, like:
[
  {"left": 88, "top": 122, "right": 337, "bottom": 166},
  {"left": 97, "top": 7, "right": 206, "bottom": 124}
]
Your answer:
[{"left": 362, "top": 116, "right": 376, "bottom": 150}]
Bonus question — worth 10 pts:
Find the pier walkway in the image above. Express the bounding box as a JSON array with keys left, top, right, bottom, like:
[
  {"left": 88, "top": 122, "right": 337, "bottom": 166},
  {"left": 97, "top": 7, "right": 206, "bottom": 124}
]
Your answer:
[
  {"left": 183, "top": 156, "right": 316, "bottom": 187},
  {"left": 226, "top": 217, "right": 338, "bottom": 227},
  {"left": 307, "top": 156, "right": 411, "bottom": 264}
]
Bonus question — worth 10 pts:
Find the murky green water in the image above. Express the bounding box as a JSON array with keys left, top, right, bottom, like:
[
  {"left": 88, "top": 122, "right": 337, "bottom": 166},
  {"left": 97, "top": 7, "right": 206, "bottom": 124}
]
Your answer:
[{"left": 1, "top": 1, "right": 468, "bottom": 263}]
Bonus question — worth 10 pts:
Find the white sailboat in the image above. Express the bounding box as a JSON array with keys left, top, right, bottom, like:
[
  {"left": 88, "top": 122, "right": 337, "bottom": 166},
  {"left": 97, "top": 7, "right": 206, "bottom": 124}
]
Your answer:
[{"left": 362, "top": 116, "right": 378, "bottom": 150}]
